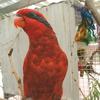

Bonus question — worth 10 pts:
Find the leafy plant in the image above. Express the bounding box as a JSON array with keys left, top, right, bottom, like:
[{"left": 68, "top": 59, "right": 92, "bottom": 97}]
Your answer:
[{"left": 84, "top": 76, "right": 100, "bottom": 100}]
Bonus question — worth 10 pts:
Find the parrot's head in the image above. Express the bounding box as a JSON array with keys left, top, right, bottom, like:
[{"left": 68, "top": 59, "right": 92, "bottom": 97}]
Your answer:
[{"left": 14, "top": 8, "right": 51, "bottom": 31}]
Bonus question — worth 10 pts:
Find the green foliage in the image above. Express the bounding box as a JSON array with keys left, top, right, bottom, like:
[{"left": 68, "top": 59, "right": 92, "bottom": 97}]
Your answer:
[
  {"left": 82, "top": 28, "right": 97, "bottom": 45},
  {"left": 84, "top": 80, "right": 100, "bottom": 100}
]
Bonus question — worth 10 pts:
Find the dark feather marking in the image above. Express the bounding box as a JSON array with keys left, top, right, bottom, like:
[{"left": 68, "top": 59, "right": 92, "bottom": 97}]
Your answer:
[{"left": 26, "top": 12, "right": 51, "bottom": 28}]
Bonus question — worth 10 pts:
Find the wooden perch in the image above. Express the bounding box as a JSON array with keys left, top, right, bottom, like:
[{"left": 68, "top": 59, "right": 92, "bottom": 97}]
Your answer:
[{"left": 8, "top": 48, "right": 24, "bottom": 99}]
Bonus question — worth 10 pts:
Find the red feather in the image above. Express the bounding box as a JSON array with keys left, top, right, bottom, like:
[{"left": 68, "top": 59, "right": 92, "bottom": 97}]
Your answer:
[{"left": 15, "top": 9, "right": 68, "bottom": 100}]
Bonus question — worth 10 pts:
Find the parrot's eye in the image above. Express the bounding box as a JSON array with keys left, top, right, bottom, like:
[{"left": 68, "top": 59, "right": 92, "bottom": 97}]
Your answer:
[{"left": 16, "top": 14, "right": 22, "bottom": 17}]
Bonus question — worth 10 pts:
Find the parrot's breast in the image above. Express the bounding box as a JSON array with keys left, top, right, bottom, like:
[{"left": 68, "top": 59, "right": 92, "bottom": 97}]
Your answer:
[{"left": 23, "top": 28, "right": 68, "bottom": 99}]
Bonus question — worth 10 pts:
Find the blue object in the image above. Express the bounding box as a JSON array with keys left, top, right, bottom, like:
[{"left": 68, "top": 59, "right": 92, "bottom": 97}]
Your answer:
[{"left": 80, "top": 7, "right": 95, "bottom": 30}]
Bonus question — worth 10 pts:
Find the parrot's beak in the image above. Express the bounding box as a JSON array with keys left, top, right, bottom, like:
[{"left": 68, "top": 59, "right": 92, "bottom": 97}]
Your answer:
[{"left": 14, "top": 16, "right": 25, "bottom": 28}]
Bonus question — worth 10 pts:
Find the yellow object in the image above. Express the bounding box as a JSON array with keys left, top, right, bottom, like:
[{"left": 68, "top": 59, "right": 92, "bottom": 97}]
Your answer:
[{"left": 75, "top": 27, "right": 87, "bottom": 41}]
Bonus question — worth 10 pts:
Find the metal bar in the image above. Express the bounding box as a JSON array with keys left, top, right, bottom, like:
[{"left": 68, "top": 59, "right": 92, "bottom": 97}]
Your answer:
[
  {"left": 0, "top": 0, "right": 45, "bottom": 14},
  {"left": 85, "top": 0, "right": 100, "bottom": 25},
  {"left": 78, "top": 0, "right": 100, "bottom": 25}
]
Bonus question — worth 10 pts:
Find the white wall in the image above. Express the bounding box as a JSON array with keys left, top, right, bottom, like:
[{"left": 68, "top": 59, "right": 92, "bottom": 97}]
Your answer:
[
  {"left": 0, "top": 1, "right": 79, "bottom": 100},
  {"left": 0, "top": 69, "right": 4, "bottom": 98},
  {"left": 0, "top": 16, "right": 29, "bottom": 96}
]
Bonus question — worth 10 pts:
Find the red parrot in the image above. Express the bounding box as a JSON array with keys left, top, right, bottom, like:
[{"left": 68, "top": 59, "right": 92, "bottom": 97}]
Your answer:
[{"left": 14, "top": 9, "right": 68, "bottom": 100}]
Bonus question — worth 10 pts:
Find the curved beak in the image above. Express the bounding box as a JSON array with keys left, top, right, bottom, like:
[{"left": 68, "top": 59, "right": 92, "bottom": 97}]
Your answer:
[{"left": 14, "top": 16, "right": 25, "bottom": 28}]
